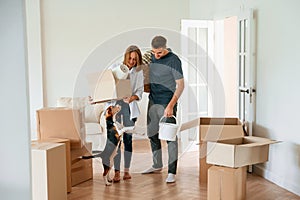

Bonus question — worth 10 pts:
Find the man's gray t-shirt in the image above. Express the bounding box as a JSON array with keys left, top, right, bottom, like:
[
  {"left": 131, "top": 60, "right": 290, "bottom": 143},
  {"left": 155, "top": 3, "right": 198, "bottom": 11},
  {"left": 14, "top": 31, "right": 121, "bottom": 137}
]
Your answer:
[{"left": 149, "top": 51, "right": 183, "bottom": 105}]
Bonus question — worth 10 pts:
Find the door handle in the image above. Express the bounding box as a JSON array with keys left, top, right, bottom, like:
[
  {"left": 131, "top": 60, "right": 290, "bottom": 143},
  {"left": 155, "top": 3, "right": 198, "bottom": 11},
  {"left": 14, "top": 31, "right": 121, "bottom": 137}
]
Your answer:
[
  {"left": 239, "top": 87, "right": 249, "bottom": 94},
  {"left": 239, "top": 87, "right": 256, "bottom": 103}
]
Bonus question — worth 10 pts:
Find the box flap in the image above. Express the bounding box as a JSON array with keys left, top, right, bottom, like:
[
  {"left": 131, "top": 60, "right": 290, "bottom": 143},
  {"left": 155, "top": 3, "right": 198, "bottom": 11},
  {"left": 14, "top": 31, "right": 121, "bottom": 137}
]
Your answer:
[
  {"left": 87, "top": 70, "right": 132, "bottom": 103},
  {"left": 200, "top": 117, "right": 240, "bottom": 125},
  {"left": 87, "top": 70, "right": 116, "bottom": 102},
  {"left": 207, "top": 141, "right": 236, "bottom": 167},
  {"left": 201, "top": 125, "right": 244, "bottom": 141},
  {"left": 180, "top": 118, "right": 200, "bottom": 131},
  {"left": 31, "top": 142, "right": 64, "bottom": 151},
  {"left": 238, "top": 136, "right": 278, "bottom": 147},
  {"left": 180, "top": 117, "right": 242, "bottom": 132}
]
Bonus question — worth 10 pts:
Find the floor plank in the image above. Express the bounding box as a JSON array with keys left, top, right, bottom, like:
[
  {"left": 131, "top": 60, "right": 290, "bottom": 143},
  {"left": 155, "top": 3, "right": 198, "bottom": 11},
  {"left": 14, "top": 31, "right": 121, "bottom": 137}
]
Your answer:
[{"left": 67, "top": 139, "right": 300, "bottom": 200}]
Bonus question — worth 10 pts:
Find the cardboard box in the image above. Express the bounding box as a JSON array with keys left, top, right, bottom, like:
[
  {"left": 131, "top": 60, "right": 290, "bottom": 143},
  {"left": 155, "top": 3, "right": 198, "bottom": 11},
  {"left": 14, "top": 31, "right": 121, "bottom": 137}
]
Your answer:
[
  {"left": 71, "top": 158, "right": 93, "bottom": 186},
  {"left": 208, "top": 166, "right": 247, "bottom": 200},
  {"left": 36, "top": 107, "right": 86, "bottom": 149},
  {"left": 206, "top": 136, "right": 277, "bottom": 168},
  {"left": 31, "top": 142, "right": 67, "bottom": 200},
  {"left": 180, "top": 117, "right": 245, "bottom": 184},
  {"left": 87, "top": 70, "right": 132, "bottom": 103},
  {"left": 70, "top": 142, "right": 93, "bottom": 186},
  {"left": 180, "top": 117, "right": 245, "bottom": 141},
  {"left": 33, "top": 138, "right": 72, "bottom": 193},
  {"left": 71, "top": 142, "right": 92, "bottom": 162},
  {"left": 199, "top": 142, "right": 212, "bottom": 184}
]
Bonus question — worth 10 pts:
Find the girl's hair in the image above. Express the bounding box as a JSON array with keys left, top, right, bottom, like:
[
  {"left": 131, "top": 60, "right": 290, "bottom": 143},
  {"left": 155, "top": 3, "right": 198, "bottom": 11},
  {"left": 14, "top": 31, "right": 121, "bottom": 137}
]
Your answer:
[{"left": 123, "top": 45, "right": 143, "bottom": 66}]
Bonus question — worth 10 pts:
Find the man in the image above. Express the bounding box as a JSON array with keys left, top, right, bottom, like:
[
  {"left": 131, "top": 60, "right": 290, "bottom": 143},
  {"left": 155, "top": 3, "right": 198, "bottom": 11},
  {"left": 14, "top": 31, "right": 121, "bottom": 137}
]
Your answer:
[{"left": 142, "top": 36, "right": 184, "bottom": 183}]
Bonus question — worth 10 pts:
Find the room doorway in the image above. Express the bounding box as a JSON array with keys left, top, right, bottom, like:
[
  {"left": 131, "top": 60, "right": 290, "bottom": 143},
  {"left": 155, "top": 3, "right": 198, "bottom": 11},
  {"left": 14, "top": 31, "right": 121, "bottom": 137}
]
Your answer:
[{"left": 180, "top": 9, "right": 256, "bottom": 151}]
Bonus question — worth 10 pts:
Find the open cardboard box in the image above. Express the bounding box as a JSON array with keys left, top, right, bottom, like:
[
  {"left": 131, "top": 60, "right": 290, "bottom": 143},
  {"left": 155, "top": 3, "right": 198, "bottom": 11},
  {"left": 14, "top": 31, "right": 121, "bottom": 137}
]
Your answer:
[
  {"left": 206, "top": 136, "right": 278, "bottom": 168},
  {"left": 180, "top": 117, "right": 245, "bottom": 141},
  {"left": 87, "top": 70, "right": 132, "bottom": 103},
  {"left": 180, "top": 117, "right": 245, "bottom": 184},
  {"left": 70, "top": 142, "right": 93, "bottom": 186}
]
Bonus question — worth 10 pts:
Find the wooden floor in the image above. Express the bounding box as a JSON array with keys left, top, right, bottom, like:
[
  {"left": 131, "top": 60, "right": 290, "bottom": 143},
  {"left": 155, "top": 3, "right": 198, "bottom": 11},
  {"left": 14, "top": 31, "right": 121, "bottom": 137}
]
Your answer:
[{"left": 68, "top": 139, "right": 300, "bottom": 200}]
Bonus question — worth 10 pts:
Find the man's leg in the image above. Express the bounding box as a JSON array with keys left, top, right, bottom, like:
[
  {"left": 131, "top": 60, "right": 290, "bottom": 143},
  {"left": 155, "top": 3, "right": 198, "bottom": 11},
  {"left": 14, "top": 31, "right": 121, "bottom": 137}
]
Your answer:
[
  {"left": 142, "top": 101, "right": 164, "bottom": 173},
  {"left": 167, "top": 138, "right": 178, "bottom": 174},
  {"left": 149, "top": 133, "right": 163, "bottom": 169}
]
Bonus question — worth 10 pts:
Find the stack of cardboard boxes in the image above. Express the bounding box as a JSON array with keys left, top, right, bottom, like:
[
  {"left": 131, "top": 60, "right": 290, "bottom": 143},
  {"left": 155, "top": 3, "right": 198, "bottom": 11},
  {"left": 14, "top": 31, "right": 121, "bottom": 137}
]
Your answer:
[
  {"left": 32, "top": 69, "right": 131, "bottom": 196},
  {"left": 35, "top": 107, "right": 93, "bottom": 193},
  {"left": 180, "top": 117, "right": 277, "bottom": 200},
  {"left": 180, "top": 117, "right": 246, "bottom": 184},
  {"left": 206, "top": 134, "right": 277, "bottom": 200}
]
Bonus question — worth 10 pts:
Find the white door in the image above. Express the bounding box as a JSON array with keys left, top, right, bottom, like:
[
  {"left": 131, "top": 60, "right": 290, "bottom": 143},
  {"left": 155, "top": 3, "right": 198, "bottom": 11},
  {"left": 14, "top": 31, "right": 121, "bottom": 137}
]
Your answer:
[
  {"left": 180, "top": 9, "right": 256, "bottom": 152},
  {"left": 180, "top": 20, "right": 214, "bottom": 151},
  {"left": 237, "top": 9, "right": 256, "bottom": 136}
]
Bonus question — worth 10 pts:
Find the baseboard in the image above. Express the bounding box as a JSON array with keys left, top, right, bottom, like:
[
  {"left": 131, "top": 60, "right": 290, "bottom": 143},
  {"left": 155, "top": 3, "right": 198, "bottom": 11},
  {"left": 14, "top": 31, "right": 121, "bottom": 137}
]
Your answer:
[{"left": 253, "top": 165, "right": 300, "bottom": 196}]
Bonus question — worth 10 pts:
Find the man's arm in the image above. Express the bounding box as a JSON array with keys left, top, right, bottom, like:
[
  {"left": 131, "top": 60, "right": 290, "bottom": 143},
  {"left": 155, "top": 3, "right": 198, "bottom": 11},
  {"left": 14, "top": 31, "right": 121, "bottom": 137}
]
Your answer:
[{"left": 164, "top": 78, "right": 184, "bottom": 117}]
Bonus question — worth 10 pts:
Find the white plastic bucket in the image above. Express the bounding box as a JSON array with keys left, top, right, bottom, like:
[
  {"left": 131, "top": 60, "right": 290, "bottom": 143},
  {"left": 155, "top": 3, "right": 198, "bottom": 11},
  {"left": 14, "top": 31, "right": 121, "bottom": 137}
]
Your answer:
[{"left": 159, "top": 115, "right": 179, "bottom": 141}]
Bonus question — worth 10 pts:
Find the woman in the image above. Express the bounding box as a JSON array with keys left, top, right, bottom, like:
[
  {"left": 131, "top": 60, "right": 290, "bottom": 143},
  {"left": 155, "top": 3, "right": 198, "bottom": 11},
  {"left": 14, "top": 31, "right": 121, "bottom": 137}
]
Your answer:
[{"left": 109, "top": 45, "right": 144, "bottom": 182}]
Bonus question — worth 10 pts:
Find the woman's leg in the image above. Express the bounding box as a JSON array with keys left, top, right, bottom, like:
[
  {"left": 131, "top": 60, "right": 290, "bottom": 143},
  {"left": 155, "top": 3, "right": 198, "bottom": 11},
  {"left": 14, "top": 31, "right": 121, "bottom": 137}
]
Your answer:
[
  {"left": 123, "top": 132, "right": 133, "bottom": 179},
  {"left": 123, "top": 133, "right": 133, "bottom": 168},
  {"left": 113, "top": 144, "right": 121, "bottom": 182}
]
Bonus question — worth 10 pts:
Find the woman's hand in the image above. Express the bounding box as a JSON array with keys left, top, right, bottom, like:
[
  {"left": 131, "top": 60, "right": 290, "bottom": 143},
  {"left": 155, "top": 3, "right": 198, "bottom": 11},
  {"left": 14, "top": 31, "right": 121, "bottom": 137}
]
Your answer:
[
  {"left": 123, "top": 95, "right": 139, "bottom": 104},
  {"left": 123, "top": 97, "right": 131, "bottom": 104}
]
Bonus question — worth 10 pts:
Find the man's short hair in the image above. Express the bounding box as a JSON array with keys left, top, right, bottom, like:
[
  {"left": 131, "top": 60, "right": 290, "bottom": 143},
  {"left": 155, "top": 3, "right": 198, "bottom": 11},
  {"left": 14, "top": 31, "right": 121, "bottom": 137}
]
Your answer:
[{"left": 151, "top": 36, "right": 167, "bottom": 49}]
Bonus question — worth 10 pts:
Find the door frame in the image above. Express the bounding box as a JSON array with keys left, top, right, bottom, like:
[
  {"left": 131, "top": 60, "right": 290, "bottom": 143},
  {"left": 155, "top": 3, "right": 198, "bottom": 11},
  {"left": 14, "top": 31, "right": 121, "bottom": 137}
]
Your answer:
[{"left": 237, "top": 8, "right": 256, "bottom": 137}]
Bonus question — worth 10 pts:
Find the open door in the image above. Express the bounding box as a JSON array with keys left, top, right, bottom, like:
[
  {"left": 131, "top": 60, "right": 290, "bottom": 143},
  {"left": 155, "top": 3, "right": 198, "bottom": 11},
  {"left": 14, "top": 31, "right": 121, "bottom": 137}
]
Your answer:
[
  {"left": 180, "top": 20, "right": 214, "bottom": 152},
  {"left": 180, "top": 9, "right": 256, "bottom": 153}
]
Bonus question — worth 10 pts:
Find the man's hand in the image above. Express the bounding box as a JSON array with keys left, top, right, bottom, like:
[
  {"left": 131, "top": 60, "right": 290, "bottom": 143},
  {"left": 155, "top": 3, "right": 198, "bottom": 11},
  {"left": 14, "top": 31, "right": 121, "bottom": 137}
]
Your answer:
[
  {"left": 164, "top": 105, "right": 174, "bottom": 117},
  {"left": 164, "top": 78, "right": 184, "bottom": 117}
]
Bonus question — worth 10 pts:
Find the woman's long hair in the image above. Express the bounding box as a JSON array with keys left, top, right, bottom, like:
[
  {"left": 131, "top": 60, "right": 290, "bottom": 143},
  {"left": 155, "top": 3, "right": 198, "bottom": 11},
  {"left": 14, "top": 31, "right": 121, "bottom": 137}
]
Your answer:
[{"left": 123, "top": 45, "right": 143, "bottom": 67}]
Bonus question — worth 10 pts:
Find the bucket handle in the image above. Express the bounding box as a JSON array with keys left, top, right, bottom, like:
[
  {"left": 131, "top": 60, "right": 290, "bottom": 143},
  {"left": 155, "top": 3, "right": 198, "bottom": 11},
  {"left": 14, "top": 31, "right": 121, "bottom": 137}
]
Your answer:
[{"left": 159, "top": 115, "right": 177, "bottom": 124}]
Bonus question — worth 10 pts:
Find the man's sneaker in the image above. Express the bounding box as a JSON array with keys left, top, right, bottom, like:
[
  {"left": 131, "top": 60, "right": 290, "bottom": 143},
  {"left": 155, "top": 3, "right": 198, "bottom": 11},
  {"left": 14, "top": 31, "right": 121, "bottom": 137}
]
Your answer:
[
  {"left": 141, "top": 167, "right": 162, "bottom": 174},
  {"left": 165, "top": 173, "right": 176, "bottom": 183}
]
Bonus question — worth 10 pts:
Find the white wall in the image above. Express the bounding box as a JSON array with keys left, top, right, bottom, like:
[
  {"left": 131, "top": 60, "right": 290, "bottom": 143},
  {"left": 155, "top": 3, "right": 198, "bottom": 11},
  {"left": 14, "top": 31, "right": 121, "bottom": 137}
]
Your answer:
[
  {"left": 0, "top": 0, "right": 32, "bottom": 199},
  {"left": 26, "top": 0, "right": 43, "bottom": 139},
  {"left": 40, "top": 0, "right": 189, "bottom": 106},
  {"left": 251, "top": 0, "right": 300, "bottom": 195},
  {"left": 190, "top": 0, "right": 300, "bottom": 196}
]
